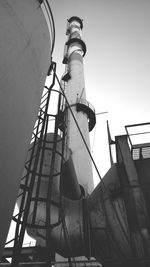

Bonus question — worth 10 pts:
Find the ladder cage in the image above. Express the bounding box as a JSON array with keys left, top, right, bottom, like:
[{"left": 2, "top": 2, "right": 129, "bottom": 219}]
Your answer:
[{"left": 4, "top": 64, "right": 68, "bottom": 266}]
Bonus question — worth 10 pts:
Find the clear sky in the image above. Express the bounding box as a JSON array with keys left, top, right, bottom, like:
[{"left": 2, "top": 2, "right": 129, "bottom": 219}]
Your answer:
[{"left": 50, "top": 0, "right": 150, "bottom": 185}]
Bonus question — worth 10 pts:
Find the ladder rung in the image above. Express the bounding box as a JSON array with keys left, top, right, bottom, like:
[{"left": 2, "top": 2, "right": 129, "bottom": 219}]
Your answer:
[{"left": 19, "top": 184, "right": 29, "bottom": 191}]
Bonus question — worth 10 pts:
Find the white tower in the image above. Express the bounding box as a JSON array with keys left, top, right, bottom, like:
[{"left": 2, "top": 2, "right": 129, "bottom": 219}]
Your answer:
[{"left": 62, "top": 16, "right": 96, "bottom": 195}]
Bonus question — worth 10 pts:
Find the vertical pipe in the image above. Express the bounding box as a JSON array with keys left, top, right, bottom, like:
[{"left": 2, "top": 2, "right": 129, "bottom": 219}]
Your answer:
[{"left": 64, "top": 17, "right": 94, "bottom": 195}]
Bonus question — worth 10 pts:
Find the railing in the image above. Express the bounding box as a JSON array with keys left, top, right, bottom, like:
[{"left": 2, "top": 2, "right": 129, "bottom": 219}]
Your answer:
[
  {"left": 76, "top": 97, "right": 96, "bottom": 131},
  {"left": 76, "top": 97, "right": 95, "bottom": 114},
  {"left": 125, "top": 122, "right": 150, "bottom": 160}
]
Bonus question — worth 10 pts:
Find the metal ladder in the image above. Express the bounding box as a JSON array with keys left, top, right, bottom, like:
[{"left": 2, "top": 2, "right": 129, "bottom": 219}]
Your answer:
[{"left": 4, "top": 62, "right": 68, "bottom": 267}]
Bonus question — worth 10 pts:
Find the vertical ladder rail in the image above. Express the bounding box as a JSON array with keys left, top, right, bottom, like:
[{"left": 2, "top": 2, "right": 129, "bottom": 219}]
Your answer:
[{"left": 11, "top": 88, "right": 52, "bottom": 267}]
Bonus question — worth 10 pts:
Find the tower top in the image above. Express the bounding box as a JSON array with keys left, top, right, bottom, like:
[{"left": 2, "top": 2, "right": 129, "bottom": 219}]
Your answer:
[{"left": 68, "top": 16, "right": 83, "bottom": 29}]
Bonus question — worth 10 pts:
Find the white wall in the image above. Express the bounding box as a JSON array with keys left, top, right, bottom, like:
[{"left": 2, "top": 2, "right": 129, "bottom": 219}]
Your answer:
[{"left": 0, "top": 0, "right": 51, "bottom": 258}]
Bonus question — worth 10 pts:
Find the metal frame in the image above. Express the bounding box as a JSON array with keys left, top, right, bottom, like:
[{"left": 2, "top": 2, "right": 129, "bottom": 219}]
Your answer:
[{"left": 125, "top": 122, "right": 150, "bottom": 160}]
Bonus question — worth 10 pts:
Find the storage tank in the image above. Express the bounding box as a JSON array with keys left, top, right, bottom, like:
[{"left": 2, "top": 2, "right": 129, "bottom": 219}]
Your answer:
[{"left": 0, "top": 0, "right": 54, "bottom": 258}]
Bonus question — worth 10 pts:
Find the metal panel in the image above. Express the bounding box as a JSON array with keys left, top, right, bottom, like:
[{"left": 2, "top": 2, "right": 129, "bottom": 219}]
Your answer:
[{"left": 0, "top": 0, "right": 52, "bottom": 259}]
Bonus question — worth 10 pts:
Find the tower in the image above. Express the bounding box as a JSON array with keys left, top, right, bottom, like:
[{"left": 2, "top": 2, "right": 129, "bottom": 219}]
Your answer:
[{"left": 62, "top": 16, "right": 96, "bottom": 195}]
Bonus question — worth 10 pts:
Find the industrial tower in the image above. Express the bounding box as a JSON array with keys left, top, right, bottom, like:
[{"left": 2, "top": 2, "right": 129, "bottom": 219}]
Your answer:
[{"left": 1, "top": 2, "right": 150, "bottom": 267}]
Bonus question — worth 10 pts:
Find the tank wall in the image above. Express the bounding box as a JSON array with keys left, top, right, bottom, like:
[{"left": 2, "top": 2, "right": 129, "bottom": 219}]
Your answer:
[{"left": 0, "top": 0, "right": 51, "bottom": 258}]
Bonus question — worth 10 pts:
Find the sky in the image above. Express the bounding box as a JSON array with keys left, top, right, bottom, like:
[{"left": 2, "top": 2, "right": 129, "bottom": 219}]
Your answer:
[{"left": 50, "top": 0, "right": 150, "bottom": 185}]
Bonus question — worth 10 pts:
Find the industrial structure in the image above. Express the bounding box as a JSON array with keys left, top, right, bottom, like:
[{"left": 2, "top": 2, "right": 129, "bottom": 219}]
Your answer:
[{"left": 1, "top": 1, "right": 150, "bottom": 267}]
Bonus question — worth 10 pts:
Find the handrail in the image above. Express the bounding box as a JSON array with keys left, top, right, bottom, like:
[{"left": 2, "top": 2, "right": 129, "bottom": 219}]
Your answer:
[
  {"left": 76, "top": 97, "right": 95, "bottom": 114},
  {"left": 125, "top": 122, "right": 150, "bottom": 148}
]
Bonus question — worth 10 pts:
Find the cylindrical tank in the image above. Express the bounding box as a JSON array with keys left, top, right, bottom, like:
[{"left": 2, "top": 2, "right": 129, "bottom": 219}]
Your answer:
[{"left": 0, "top": 0, "right": 53, "bottom": 258}]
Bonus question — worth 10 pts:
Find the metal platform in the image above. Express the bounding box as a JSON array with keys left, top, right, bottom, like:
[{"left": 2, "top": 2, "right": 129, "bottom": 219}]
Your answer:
[{"left": 125, "top": 122, "right": 150, "bottom": 160}]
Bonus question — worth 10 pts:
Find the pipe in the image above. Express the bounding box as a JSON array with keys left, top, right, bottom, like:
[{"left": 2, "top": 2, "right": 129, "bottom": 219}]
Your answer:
[
  {"left": 26, "top": 160, "right": 133, "bottom": 265},
  {"left": 19, "top": 132, "right": 88, "bottom": 256},
  {"left": 27, "top": 197, "right": 88, "bottom": 258},
  {"left": 61, "top": 154, "right": 82, "bottom": 200},
  {"left": 22, "top": 132, "right": 150, "bottom": 266},
  {"left": 20, "top": 132, "right": 129, "bottom": 261},
  {"left": 63, "top": 16, "right": 94, "bottom": 195},
  {"left": 23, "top": 134, "right": 128, "bottom": 261}
]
